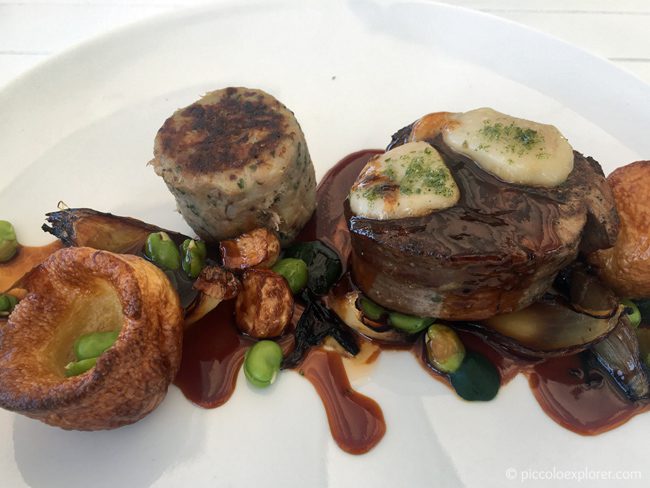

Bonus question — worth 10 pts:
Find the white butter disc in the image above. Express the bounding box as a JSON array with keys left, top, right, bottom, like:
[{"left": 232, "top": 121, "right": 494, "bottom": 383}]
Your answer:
[
  {"left": 443, "top": 107, "right": 574, "bottom": 187},
  {"left": 349, "top": 141, "right": 459, "bottom": 220}
]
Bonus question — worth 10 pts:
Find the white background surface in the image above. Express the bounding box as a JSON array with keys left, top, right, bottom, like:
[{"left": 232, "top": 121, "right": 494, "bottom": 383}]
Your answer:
[
  {"left": 1, "top": 0, "right": 649, "bottom": 88},
  {"left": 1, "top": 1, "right": 649, "bottom": 488}
]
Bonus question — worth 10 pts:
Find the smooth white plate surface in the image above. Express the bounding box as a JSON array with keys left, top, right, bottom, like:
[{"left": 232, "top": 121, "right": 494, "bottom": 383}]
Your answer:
[{"left": 1, "top": 1, "right": 649, "bottom": 487}]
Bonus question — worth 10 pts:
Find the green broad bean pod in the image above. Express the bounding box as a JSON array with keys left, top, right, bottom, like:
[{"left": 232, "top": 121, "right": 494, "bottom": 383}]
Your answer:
[
  {"left": 0, "top": 220, "right": 18, "bottom": 262},
  {"left": 244, "top": 340, "right": 283, "bottom": 388},
  {"left": 272, "top": 258, "right": 309, "bottom": 294},
  {"left": 425, "top": 323, "right": 465, "bottom": 374},
  {"left": 181, "top": 239, "right": 207, "bottom": 279},
  {"left": 74, "top": 330, "right": 120, "bottom": 361},
  {"left": 622, "top": 299, "right": 641, "bottom": 328},
  {"left": 145, "top": 231, "right": 181, "bottom": 270},
  {"left": 0, "top": 294, "right": 18, "bottom": 315},
  {"left": 64, "top": 357, "right": 98, "bottom": 377},
  {"left": 388, "top": 312, "right": 434, "bottom": 334}
]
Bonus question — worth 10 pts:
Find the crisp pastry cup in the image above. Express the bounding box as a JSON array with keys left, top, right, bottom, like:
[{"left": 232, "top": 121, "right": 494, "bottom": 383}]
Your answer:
[
  {"left": 589, "top": 160, "right": 650, "bottom": 298},
  {"left": 0, "top": 247, "right": 183, "bottom": 430}
]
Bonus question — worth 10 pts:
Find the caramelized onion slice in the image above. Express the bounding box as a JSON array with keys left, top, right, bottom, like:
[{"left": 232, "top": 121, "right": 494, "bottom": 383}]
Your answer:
[
  {"left": 42, "top": 207, "right": 208, "bottom": 319},
  {"left": 567, "top": 266, "right": 619, "bottom": 318},
  {"left": 481, "top": 295, "right": 619, "bottom": 357},
  {"left": 185, "top": 266, "right": 241, "bottom": 327},
  {"left": 592, "top": 317, "right": 650, "bottom": 401},
  {"left": 43, "top": 207, "right": 189, "bottom": 254},
  {"left": 327, "top": 291, "right": 411, "bottom": 345},
  {"left": 638, "top": 327, "right": 650, "bottom": 367}
]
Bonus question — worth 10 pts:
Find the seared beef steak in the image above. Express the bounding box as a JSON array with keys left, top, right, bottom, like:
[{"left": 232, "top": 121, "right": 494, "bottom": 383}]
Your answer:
[{"left": 347, "top": 121, "right": 619, "bottom": 320}]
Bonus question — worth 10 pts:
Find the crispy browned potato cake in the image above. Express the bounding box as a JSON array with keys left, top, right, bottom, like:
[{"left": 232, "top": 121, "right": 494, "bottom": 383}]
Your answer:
[{"left": 151, "top": 87, "right": 316, "bottom": 244}]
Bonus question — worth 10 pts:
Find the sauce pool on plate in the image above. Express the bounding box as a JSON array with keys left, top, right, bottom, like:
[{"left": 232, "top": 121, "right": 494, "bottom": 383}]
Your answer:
[
  {"left": 172, "top": 149, "right": 650, "bottom": 453},
  {"left": 0, "top": 241, "right": 63, "bottom": 291},
  {"left": 6, "top": 151, "right": 647, "bottom": 453}
]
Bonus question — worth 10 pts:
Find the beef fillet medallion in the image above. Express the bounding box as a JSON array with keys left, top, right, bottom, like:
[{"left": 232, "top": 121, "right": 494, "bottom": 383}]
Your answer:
[{"left": 346, "top": 108, "right": 619, "bottom": 320}]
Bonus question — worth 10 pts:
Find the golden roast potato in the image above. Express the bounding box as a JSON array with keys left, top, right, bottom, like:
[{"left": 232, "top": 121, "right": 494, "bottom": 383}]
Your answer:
[
  {"left": 589, "top": 161, "right": 650, "bottom": 298},
  {"left": 0, "top": 247, "right": 183, "bottom": 430},
  {"left": 235, "top": 269, "right": 293, "bottom": 338},
  {"left": 219, "top": 228, "right": 280, "bottom": 270}
]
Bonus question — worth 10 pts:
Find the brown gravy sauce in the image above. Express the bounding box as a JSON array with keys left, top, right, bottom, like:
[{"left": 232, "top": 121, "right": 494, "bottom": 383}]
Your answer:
[
  {"left": 174, "top": 300, "right": 253, "bottom": 408},
  {"left": 528, "top": 355, "right": 648, "bottom": 435},
  {"left": 174, "top": 300, "right": 295, "bottom": 408},
  {"left": 173, "top": 149, "right": 648, "bottom": 453},
  {"left": 173, "top": 151, "right": 387, "bottom": 454},
  {"left": 306, "top": 149, "right": 650, "bottom": 437},
  {"left": 300, "top": 349, "right": 385, "bottom": 454},
  {"left": 0, "top": 241, "right": 63, "bottom": 292},
  {"left": 3, "top": 152, "right": 645, "bottom": 451}
]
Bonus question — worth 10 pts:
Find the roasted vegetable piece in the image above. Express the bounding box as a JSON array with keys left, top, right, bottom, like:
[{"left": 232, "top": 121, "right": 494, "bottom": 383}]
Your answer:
[
  {"left": 186, "top": 266, "right": 241, "bottom": 327},
  {"left": 42, "top": 207, "right": 189, "bottom": 254},
  {"left": 282, "top": 241, "right": 342, "bottom": 296},
  {"left": 244, "top": 340, "right": 283, "bottom": 388},
  {"left": 637, "top": 327, "right": 650, "bottom": 367},
  {"left": 272, "top": 258, "right": 309, "bottom": 294},
  {"left": 591, "top": 316, "right": 649, "bottom": 401},
  {"left": 449, "top": 352, "right": 500, "bottom": 401},
  {"left": 192, "top": 266, "right": 241, "bottom": 300},
  {"left": 0, "top": 220, "right": 18, "bottom": 262},
  {"left": 566, "top": 266, "right": 619, "bottom": 318},
  {"left": 235, "top": 269, "right": 293, "bottom": 338},
  {"left": 481, "top": 294, "right": 620, "bottom": 358},
  {"left": 41, "top": 207, "right": 229, "bottom": 322},
  {"left": 220, "top": 228, "right": 280, "bottom": 270},
  {"left": 425, "top": 323, "right": 465, "bottom": 374}
]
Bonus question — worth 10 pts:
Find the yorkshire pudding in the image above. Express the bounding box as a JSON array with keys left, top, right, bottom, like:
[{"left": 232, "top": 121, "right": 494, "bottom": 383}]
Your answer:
[
  {"left": 0, "top": 247, "right": 183, "bottom": 430},
  {"left": 589, "top": 161, "right": 650, "bottom": 298}
]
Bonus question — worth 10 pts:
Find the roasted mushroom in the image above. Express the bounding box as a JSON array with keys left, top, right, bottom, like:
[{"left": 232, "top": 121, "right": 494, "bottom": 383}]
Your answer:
[
  {"left": 0, "top": 247, "right": 183, "bottom": 430},
  {"left": 186, "top": 265, "right": 241, "bottom": 327},
  {"left": 219, "top": 227, "right": 280, "bottom": 269},
  {"left": 235, "top": 269, "right": 293, "bottom": 338}
]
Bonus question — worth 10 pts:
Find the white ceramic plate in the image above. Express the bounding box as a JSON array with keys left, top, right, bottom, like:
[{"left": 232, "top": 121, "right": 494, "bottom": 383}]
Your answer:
[{"left": 1, "top": 1, "right": 649, "bottom": 487}]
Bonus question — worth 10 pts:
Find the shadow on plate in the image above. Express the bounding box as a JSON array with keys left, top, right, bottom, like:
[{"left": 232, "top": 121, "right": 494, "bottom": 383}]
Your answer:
[{"left": 13, "top": 390, "right": 202, "bottom": 488}]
